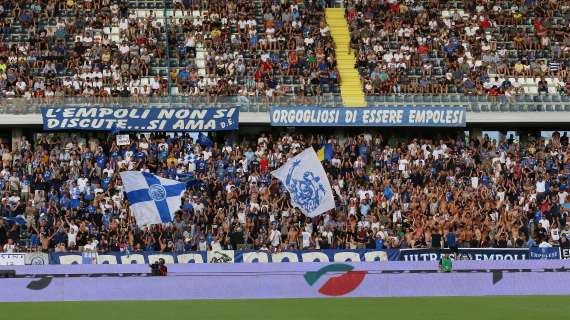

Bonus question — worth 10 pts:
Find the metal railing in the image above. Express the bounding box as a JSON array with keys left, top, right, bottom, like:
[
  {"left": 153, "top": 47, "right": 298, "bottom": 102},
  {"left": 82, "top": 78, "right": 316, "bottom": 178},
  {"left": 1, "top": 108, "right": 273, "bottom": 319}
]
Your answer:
[{"left": 0, "top": 95, "right": 569, "bottom": 114}]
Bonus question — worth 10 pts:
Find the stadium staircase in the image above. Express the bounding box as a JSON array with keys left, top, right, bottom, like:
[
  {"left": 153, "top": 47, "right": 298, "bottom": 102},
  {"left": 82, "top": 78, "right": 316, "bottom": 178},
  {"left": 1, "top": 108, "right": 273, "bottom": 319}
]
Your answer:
[
  {"left": 325, "top": 8, "right": 366, "bottom": 107},
  {"left": 167, "top": 9, "right": 208, "bottom": 96}
]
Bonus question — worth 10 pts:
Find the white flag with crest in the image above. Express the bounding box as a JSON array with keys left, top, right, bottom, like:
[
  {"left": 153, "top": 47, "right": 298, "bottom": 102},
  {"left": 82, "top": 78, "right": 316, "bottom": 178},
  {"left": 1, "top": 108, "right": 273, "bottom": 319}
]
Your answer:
[{"left": 271, "top": 148, "right": 335, "bottom": 217}]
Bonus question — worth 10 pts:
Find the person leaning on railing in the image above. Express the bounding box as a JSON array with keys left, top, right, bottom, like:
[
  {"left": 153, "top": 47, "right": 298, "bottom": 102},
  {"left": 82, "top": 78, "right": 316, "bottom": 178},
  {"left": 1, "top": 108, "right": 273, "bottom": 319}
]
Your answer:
[{"left": 439, "top": 253, "right": 453, "bottom": 273}]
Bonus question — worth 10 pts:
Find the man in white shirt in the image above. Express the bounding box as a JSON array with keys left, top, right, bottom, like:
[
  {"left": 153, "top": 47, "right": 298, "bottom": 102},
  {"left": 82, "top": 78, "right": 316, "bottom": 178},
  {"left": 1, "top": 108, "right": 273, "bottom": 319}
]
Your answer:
[
  {"left": 269, "top": 224, "right": 281, "bottom": 248},
  {"left": 67, "top": 221, "right": 79, "bottom": 248},
  {"left": 558, "top": 190, "right": 568, "bottom": 205},
  {"left": 301, "top": 229, "right": 311, "bottom": 249},
  {"left": 77, "top": 175, "right": 89, "bottom": 193},
  {"left": 538, "top": 240, "right": 552, "bottom": 248},
  {"left": 3, "top": 238, "right": 16, "bottom": 253},
  {"left": 536, "top": 177, "right": 546, "bottom": 193},
  {"left": 539, "top": 217, "right": 550, "bottom": 232},
  {"left": 83, "top": 238, "right": 99, "bottom": 264}
]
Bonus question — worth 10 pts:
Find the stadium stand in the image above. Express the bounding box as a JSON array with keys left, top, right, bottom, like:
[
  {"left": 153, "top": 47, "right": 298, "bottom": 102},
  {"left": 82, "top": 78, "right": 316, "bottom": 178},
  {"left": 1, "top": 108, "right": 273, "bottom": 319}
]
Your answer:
[
  {"left": 346, "top": 0, "right": 570, "bottom": 98},
  {"left": 1, "top": 131, "right": 569, "bottom": 253},
  {"left": 0, "top": 0, "right": 342, "bottom": 99},
  {"left": 0, "top": 0, "right": 170, "bottom": 98},
  {"left": 0, "top": 0, "right": 569, "bottom": 110},
  {"left": 0, "top": 1, "right": 570, "bottom": 256},
  {"left": 167, "top": 0, "right": 341, "bottom": 98}
]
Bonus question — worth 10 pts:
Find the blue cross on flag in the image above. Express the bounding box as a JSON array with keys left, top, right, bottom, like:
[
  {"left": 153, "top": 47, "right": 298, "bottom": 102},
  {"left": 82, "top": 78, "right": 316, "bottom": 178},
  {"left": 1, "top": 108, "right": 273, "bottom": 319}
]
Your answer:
[{"left": 120, "top": 171, "right": 186, "bottom": 226}]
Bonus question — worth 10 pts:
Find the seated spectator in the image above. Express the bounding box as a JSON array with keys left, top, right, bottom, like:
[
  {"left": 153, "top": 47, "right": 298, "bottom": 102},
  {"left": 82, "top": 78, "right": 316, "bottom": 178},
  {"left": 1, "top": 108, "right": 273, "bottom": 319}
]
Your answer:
[{"left": 537, "top": 77, "right": 549, "bottom": 95}]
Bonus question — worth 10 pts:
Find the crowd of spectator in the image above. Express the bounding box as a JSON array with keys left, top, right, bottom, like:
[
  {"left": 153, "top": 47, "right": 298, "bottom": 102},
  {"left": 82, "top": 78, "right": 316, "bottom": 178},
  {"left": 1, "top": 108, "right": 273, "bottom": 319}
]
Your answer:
[
  {"left": 0, "top": 0, "right": 340, "bottom": 99},
  {"left": 169, "top": 0, "right": 340, "bottom": 97},
  {"left": 346, "top": 0, "right": 570, "bottom": 96},
  {"left": 1, "top": 130, "right": 570, "bottom": 254},
  {"left": 0, "top": 0, "right": 168, "bottom": 99},
  {"left": 2, "top": 0, "right": 570, "bottom": 99}
]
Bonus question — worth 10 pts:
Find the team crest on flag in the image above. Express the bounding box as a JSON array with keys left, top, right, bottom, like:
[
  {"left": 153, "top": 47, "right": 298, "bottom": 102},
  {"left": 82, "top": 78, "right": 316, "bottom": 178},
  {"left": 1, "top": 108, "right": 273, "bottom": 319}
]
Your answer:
[
  {"left": 272, "top": 148, "right": 335, "bottom": 217},
  {"left": 120, "top": 171, "right": 186, "bottom": 226}
]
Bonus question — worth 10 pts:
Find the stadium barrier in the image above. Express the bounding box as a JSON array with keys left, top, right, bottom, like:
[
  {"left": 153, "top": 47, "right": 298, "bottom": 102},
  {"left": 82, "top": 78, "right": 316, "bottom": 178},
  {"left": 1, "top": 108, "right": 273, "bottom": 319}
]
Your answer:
[
  {"left": 563, "top": 248, "right": 570, "bottom": 259},
  {"left": 2, "top": 260, "right": 570, "bottom": 302},
  {"left": 47, "top": 248, "right": 564, "bottom": 265},
  {"left": 41, "top": 106, "right": 239, "bottom": 131},
  {"left": 39, "top": 106, "right": 470, "bottom": 131},
  {"left": 49, "top": 249, "right": 399, "bottom": 264},
  {"left": 0, "top": 253, "right": 50, "bottom": 266},
  {"left": 269, "top": 106, "right": 466, "bottom": 127}
]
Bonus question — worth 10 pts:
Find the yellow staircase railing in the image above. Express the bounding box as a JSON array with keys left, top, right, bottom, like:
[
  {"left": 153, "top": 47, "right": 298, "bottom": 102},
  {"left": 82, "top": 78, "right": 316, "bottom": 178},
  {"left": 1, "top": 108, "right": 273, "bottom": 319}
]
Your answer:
[{"left": 325, "top": 8, "right": 366, "bottom": 107}]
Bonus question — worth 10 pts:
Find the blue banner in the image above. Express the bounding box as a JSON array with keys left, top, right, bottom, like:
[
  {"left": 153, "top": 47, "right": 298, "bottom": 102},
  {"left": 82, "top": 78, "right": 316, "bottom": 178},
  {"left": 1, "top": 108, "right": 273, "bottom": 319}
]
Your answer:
[
  {"left": 563, "top": 248, "right": 570, "bottom": 259},
  {"left": 41, "top": 107, "right": 239, "bottom": 131},
  {"left": 49, "top": 249, "right": 400, "bottom": 264},
  {"left": 52, "top": 248, "right": 569, "bottom": 264},
  {"left": 529, "top": 247, "right": 561, "bottom": 260},
  {"left": 398, "top": 248, "right": 530, "bottom": 261},
  {"left": 270, "top": 106, "right": 466, "bottom": 127}
]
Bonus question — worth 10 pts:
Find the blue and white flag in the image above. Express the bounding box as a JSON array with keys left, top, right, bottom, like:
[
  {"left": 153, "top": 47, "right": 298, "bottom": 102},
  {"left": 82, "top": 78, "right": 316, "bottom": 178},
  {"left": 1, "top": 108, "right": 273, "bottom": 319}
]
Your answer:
[
  {"left": 271, "top": 148, "right": 335, "bottom": 218},
  {"left": 197, "top": 132, "right": 214, "bottom": 148},
  {"left": 120, "top": 171, "right": 186, "bottom": 226},
  {"left": 4, "top": 215, "right": 27, "bottom": 225}
]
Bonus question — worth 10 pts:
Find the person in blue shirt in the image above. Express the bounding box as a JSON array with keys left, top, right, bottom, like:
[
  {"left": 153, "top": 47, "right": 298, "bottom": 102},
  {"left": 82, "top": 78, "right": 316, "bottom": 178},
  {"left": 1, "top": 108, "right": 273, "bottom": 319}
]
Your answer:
[
  {"left": 259, "top": 173, "right": 271, "bottom": 187},
  {"left": 383, "top": 185, "right": 394, "bottom": 200},
  {"left": 158, "top": 144, "right": 168, "bottom": 162},
  {"left": 195, "top": 156, "right": 206, "bottom": 173},
  {"left": 70, "top": 183, "right": 81, "bottom": 209},
  {"left": 482, "top": 175, "right": 491, "bottom": 188},
  {"left": 101, "top": 173, "right": 112, "bottom": 191},
  {"left": 178, "top": 68, "right": 189, "bottom": 81},
  {"left": 84, "top": 183, "right": 95, "bottom": 202},
  {"left": 43, "top": 170, "right": 52, "bottom": 181},
  {"left": 59, "top": 192, "right": 71, "bottom": 209},
  {"left": 358, "top": 143, "right": 368, "bottom": 162},
  {"left": 360, "top": 199, "right": 371, "bottom": 216},
  {"left": 48, "top": 188, "right": 60, "bottom": 202},
  {"left": 96, "top": 153, "right": 106, "bottom": 169},
  {"left": 83, "top": 149, "right": 93, "bottom": 161},
  {"left": 178, "top": 44, "right": 187, "bottom": 61},
  {"left": 226, "top": 162, "right": 236, "bottom": 178},
  {"left": 244, "top": 147, "right": 255, "bottom": 162},
  {"left": 135, "top": 148, "right": 146, "bottom": 161},
  {"left": 20, "top": 176, "right": 31, "bottom": 198},
  {"left": 446, "top": 228, "right": 458, "bottom": 252},
  {"left": 165, "top": 166, "right": 177, "bottom": 179},
  {"left": 87, "top": 202, "right": 97, "bottom": 217},
  {"left": 110, "top": 149, "right": 121, "bottom": 159},
  {"left": 527, "top": 237, "right": 537, "bottom": 248},
  {"left": 560, "top": 178, "right": 568, "bottom": 191}
]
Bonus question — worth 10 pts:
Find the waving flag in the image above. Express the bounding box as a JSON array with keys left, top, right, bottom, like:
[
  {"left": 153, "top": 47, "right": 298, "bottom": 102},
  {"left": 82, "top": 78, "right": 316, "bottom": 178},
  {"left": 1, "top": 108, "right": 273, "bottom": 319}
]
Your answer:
[
  {"left": 4, "top": 215, "right": 27, "bottom": 225},
  {"left": 197, "top": 132, "right": 213, "bottom": 148},
  {"left": 271, "top": 148, "right": 335, "bottom": 217},
  {"left": 120, "top": 171, "right": 186, "bottom": 226},
  {"left": 317, "top": 143, "right": 334, "bottom": 161}
]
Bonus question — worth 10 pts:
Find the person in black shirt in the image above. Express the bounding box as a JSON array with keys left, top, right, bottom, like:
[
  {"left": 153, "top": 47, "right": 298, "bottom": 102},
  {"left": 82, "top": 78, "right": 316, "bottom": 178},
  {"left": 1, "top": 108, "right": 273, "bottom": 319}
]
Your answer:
[
  {"left": 250, "top": 156, "right": 260, "bottom": 170},
  {"left": 495, "top": 232, "right": 509, "bottom": 248},
  {"left": 560, "top": 236, "right": 570, "bottom": 249},
  {"left": 373, "top": 154, "right": 383, "bottom": 170},
  {"left": 537, "top": 77, "right": 548, "bottom": 95},
  {"left": 0, "top": 219, "right": 7, "bottom": 248},
  {"left": 229, "top": 226, "right": 244, "bottom": 250},
  {"left": 537, "top": 223, "right": 548, "bottom": 242},
  {"left": 431, "top": 227, "right": 442, "bottom": 249}
]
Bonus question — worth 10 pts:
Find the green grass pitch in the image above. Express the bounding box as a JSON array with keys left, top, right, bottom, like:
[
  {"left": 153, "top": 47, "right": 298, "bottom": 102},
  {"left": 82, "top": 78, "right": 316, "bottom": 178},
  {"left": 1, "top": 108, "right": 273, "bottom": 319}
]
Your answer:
[{"left": 3, "top": 296, "right": 569, "bottom": 320}]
